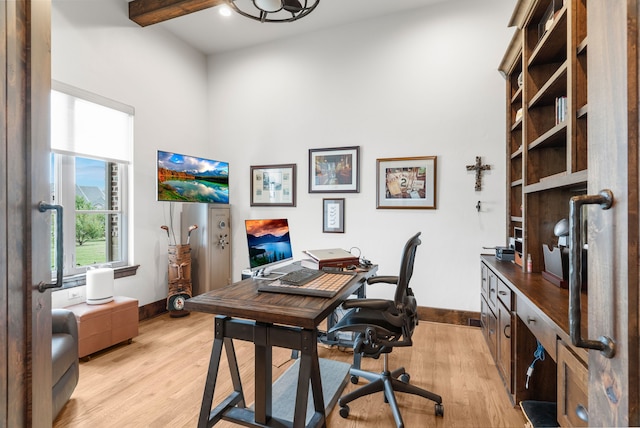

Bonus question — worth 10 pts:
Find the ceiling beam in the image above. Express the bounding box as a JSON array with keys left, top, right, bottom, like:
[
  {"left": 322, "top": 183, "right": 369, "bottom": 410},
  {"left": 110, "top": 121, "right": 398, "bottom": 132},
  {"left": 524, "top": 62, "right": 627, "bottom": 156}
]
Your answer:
[{"left": 129, "top": 0, "right": 226, "bottom": 27}]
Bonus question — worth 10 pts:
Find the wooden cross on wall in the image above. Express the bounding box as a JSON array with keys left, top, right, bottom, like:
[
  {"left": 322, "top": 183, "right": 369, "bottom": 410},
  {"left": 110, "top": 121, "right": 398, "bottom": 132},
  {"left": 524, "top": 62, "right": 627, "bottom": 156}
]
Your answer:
[{"left": 466, "top": 156, "right": 491, "bottom": 191}]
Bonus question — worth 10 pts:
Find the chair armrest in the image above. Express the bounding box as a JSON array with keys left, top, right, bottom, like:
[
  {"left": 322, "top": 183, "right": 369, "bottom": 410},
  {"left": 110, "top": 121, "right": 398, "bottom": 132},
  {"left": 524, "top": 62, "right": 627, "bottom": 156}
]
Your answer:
[
  {"left": 342, "top": 298, "right": 395, "bottom": 311},
  {"left": 367, "top": 275, "right": 398, "bottom": 285},
  {"left": 52, "top": 308, "right": 78, "bottom": 338}
]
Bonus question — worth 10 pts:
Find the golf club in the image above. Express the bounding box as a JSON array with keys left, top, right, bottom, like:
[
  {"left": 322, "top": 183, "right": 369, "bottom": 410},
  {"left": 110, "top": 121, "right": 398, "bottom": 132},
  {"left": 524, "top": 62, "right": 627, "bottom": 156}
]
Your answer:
[
  {"left": 161, "top": 225, "right": 171, "bottom": 245},
  {"left": 186, "top": 224, "right": 198, "bottom": 245}
]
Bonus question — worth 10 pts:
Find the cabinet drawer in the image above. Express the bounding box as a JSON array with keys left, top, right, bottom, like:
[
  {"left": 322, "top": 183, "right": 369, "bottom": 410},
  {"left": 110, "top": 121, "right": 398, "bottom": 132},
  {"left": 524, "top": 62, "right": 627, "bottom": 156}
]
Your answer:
[
  {"left": 481, "top": 262, "right": 489, "bottom": 297},
  {"left": 516, "top": 295, "right": 557, "bottom": 360},
  {"left": 557, "top": 340, "right": 588, "bottom": 427},
  {"left": 487, "top": 269, "right": 498, "bottom": 311},
  {"left": 497, "top": 280, "right": 512, "bottom": 311}
]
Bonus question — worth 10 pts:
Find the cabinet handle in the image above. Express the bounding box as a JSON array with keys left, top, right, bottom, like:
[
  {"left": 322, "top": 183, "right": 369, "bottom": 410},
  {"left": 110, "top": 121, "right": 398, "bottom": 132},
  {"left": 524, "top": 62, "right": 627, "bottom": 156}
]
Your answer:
[
  {"left": 575, "top": 404, "right": 589, "bottom": 422},
  {"left": 498, "top": 290, "right": 507, "bottom": 296},
  {"left": 527, "top": 316, "right": 535, "bottom": 324},
  {"left": 568, "top": 190, "right": 616, "bottom": 358},
  {"left": 503, "top": 324, "right": 511, "bottom": 339}
]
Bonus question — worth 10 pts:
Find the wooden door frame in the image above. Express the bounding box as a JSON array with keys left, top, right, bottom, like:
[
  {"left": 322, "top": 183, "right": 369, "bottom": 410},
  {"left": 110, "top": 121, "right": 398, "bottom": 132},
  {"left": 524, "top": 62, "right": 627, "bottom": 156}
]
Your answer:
[
  {"left": 2, "top": 0, "right": 52, "bottom": 426},
  {"left": 587, "top": 1, "right": 639, "bottom": 426}
]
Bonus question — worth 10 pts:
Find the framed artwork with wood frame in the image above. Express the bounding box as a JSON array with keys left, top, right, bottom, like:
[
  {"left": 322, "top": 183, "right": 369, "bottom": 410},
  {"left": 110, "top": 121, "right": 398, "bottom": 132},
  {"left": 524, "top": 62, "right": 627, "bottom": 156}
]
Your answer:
[
  {"left": 250, "top": 163, "right": 296, "bottom": 207},
  {"left": 309, "top": 146, "right": 359, "bottom": 193},
  {"left": 323, "top": 198, "right": 345, "bottom": 233},
  {"left": 376, "top": 156, "right": 437, "bottom": 209}
]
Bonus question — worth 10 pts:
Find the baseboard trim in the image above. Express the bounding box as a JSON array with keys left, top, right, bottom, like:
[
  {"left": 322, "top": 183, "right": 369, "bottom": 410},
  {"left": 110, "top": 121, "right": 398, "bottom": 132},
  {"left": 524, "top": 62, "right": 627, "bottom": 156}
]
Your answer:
[
  {"left": 139, "top": 299, "right": 167, "bottom": 321},
  {"left": 417, "top": 306, "right": 481, "bottom": 327}
]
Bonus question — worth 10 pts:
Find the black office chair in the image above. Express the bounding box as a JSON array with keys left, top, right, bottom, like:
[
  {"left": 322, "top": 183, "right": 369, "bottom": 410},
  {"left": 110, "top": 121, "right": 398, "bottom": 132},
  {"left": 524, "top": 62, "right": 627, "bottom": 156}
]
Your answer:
[{"left": 329, "top": 232, "right": 444, "bottom": 428}]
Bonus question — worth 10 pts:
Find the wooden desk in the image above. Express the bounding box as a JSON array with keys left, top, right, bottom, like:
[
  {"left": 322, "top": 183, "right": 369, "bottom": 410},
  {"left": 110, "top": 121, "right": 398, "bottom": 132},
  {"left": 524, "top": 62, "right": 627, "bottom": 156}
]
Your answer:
[
  {"left": 480, "top": 256, "right": 589, "bottom": 426},
  {"left": 185, "top": 268, "right": 376, "bottom": 428}
]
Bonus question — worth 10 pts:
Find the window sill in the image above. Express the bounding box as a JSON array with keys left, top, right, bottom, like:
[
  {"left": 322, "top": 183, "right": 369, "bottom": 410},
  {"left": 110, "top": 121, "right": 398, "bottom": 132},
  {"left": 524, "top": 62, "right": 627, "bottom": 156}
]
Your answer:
[{"left": 60, "top": 265, "right": 140, "bottom": 289}]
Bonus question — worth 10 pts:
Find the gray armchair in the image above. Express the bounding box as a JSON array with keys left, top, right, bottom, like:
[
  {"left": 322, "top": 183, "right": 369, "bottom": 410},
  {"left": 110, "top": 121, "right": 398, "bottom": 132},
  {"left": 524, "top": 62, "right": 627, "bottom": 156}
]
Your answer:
[{"left": 52, "top": 308, "right": 79, "bottom": 421}]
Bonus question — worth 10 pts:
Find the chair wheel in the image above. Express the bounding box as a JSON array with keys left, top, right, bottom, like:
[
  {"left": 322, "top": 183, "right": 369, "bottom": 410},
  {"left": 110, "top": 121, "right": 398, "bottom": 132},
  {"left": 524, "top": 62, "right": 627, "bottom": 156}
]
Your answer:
[
  {"left": 399, "top": 373, "right": 410, "bottom": 383},
  {"left": 350, "top": 375, "right": 359, "bottom": 384},
  {"left": 339, "top": 405, "right": 350, "bottom": 418},
  {"left": 435, "top": 403, "right": 444, "bottom": 417}
]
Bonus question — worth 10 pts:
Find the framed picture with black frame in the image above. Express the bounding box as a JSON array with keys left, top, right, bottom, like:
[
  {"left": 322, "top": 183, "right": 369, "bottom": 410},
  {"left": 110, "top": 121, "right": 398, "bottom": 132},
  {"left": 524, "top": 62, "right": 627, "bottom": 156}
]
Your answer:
[
  {"left": 322, "top": 198, "right": 345, "bottom": 233},
  {"left": 309, "top": 146, "right": 359, "bottom": 193},
  {"left": 250, "top": 163, "right": 296, "bottom": 207}
]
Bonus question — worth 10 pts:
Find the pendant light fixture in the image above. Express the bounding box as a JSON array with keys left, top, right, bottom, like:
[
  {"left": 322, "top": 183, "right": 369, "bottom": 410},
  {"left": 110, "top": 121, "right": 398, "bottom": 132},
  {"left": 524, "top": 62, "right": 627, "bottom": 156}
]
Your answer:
[{"left": 225, "top": 0, "right": 320, "bottom": 23}]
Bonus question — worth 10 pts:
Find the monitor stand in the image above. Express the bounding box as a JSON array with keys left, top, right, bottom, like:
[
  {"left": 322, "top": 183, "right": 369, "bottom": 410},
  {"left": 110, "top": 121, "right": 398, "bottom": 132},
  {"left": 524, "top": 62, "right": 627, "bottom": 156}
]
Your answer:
[{"left": 253, "top": 268, "right": 286, "bottom": 281}]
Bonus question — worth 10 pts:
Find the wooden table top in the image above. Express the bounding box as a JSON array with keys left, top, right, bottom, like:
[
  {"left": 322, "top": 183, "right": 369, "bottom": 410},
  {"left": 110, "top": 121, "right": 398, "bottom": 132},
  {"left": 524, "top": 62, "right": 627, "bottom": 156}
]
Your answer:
[
  {"left": 481, "top": 255, "right": 589, "bottom": 360},
  {"left": 184, "top": 269, "right": 374, "bottom": 330}
]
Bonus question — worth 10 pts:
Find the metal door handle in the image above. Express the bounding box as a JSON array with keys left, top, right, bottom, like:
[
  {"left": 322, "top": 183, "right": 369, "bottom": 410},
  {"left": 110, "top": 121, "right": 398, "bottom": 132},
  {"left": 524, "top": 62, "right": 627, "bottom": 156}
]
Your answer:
[
  {"left": 38, "top": 202, "right": 64, "bottom": 292},
  {"left": 568, "top": 190, "right": 615, "bottom": 358}
]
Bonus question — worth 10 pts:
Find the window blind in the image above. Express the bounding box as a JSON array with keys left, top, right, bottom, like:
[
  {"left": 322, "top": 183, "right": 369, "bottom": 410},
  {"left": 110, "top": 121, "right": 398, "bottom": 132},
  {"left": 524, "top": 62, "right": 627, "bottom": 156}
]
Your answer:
[{"left": 51, "top": 82, "right": 133, "bottom": 164}]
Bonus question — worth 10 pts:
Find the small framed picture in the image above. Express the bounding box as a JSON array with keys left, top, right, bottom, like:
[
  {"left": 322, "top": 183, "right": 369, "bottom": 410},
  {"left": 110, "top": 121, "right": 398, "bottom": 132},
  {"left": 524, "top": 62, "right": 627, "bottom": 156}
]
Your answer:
[
  {"left": 323, "top": 198, "right": 345, "bottom": 233},
  {"left": 376, "top": 156, "right": 437, "bottom": 209},
  {"left": 250, "top": 164, "right": 296, "bottom": 207},
  {"left": 309, "top": 146, "right": 359, "bottom": 193}
]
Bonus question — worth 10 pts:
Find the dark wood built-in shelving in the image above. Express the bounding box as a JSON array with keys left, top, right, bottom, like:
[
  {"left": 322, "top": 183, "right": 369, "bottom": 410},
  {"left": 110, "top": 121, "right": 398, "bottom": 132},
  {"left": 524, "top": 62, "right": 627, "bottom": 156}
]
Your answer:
[{"left": 489, "top": 1, "right": 590, "bottom": 426}]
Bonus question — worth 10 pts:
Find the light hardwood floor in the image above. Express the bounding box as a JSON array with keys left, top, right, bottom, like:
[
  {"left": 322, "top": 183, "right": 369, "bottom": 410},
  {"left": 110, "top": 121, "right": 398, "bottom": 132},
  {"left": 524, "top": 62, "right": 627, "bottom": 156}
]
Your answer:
[{"left": 53, "top": 312, "right": 525, "bottom": 427}]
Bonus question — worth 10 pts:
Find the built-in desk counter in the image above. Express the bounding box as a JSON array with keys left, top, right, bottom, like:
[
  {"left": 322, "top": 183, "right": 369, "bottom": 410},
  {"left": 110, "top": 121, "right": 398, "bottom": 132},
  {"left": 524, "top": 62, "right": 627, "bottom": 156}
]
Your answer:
[{"left": 480, "top": 255, "right": 589, "bottom": 427}]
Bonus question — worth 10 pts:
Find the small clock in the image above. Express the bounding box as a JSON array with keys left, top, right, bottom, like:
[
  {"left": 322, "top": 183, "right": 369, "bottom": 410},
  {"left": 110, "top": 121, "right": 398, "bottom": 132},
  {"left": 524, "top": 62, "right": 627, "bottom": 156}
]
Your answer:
[{"left": 168, "top": 293, "right": 189, "bottom": 311}]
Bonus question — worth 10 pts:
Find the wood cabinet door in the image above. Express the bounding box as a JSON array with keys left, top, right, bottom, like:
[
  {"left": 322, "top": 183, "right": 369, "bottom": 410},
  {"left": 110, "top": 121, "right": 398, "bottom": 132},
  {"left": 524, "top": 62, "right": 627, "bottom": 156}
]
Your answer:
[
  {"left": 497, "top": 301, "right": 513, "bottom": 399},
  {"left": 586, "top": 1, "right": 639, "bottom": 425}
]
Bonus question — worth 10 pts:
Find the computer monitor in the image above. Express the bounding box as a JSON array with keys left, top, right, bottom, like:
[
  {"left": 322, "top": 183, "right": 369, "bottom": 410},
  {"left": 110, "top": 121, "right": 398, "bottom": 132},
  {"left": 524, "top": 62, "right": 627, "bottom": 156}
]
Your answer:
[{"left": 245, "top": 219, "right": 293, "bottom": 278}]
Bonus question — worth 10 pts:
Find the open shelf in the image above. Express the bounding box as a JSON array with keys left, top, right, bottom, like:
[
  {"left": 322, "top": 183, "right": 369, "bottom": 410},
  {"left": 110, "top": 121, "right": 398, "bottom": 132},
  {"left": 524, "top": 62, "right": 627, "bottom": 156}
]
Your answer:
[
  {"left": 528, "top": 61, "right": 567, "bottom": 109},
  {"left": 524, "top": 170, "right": 588, "bottom": 194},
  {"left": 528, "top": 6, "right": 568, "bottom": 67}
]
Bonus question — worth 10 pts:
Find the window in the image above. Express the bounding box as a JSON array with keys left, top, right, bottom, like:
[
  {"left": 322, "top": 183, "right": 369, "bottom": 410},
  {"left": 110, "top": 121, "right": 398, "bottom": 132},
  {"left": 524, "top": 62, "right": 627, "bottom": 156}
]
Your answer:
[{"left": 50, "top": 82, "right": 133, "bottom": 277}]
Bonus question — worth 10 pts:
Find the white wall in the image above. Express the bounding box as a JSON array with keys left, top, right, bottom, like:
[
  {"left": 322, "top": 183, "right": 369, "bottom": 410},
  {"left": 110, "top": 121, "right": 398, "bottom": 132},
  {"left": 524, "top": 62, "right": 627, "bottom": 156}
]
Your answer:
[
  {"left": 51, "top": 0, "right": 210, "bottom": 307},
  {"left": 208, "top": 0, "right": 514, "bottom": 312},
  {"left": 50, "top": 0, "right": 515, "bottom": 313}
]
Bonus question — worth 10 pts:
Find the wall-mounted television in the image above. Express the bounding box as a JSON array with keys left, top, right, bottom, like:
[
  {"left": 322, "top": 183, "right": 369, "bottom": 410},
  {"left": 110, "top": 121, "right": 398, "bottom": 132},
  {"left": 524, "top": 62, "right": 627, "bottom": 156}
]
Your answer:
[
  {"left": 157, "top": 150, "right": 229, "bottom": 204},
  {"left": 245, "top": 218, "right": 293, "bottom": 276}
]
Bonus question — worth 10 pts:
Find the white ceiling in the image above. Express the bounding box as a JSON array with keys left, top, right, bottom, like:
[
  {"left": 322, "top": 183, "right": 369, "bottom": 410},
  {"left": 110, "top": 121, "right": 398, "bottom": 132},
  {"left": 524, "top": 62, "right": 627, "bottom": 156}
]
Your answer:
[{"left": 155, "top": 0, "right": 452, "bottom": 55}]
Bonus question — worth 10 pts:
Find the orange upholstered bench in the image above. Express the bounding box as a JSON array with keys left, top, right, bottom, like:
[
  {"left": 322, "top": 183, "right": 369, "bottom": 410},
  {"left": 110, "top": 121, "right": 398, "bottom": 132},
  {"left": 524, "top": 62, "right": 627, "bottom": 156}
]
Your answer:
[{"left": 66, "top": 296, "right": 139, "bottom": 359}]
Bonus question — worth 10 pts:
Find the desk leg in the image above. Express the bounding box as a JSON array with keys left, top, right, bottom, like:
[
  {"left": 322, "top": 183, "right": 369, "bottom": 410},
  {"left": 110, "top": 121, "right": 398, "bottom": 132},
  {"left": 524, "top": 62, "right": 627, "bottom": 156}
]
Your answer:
[
  {"left": 225, "top": 337, "right": 245, "bottom": 408},
  {"left": 294, "top": 329, "right": 326, "bottom": 428},
  {"left": 198, "top": 334, "right": 224, "bottom": 428},
  {"left": 254, "top": 323, "right": 272, "bottom": 425},
  {"left": 198, "top": 317, "right": 245, "bottom": 428}
]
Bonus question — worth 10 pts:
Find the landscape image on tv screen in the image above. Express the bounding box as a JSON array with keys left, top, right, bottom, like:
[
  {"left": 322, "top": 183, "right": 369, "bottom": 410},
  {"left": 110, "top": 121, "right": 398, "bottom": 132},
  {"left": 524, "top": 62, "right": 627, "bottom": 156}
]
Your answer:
[{"left": 157, "top": 150, "right": 229, "bottom": 204}]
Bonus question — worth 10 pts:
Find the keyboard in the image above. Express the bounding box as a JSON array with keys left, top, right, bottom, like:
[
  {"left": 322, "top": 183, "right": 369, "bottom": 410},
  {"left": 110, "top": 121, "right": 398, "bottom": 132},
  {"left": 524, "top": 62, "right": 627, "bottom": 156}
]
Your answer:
[{"left": 278, "top": 268, "right": 325, "bottom": 286}]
